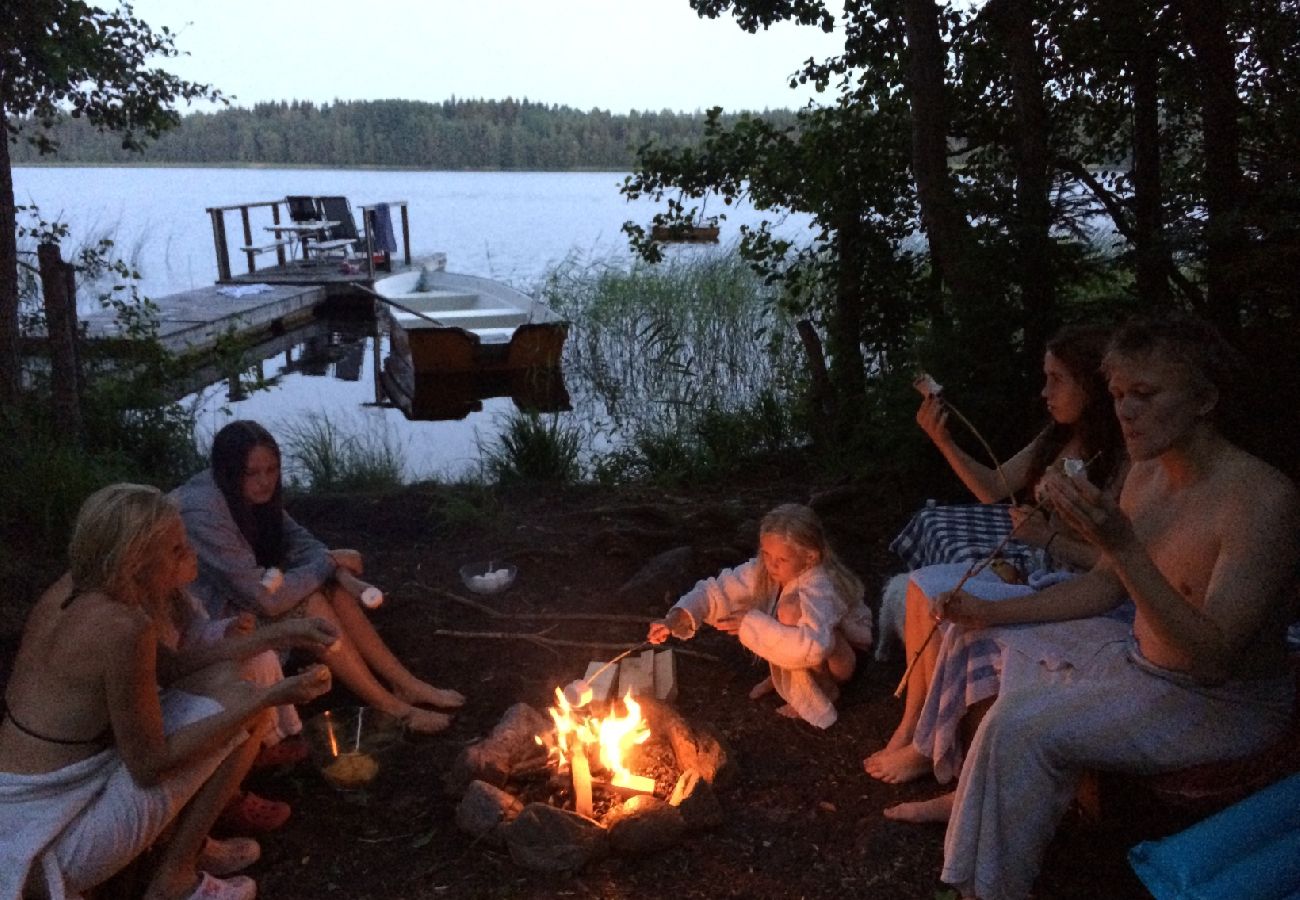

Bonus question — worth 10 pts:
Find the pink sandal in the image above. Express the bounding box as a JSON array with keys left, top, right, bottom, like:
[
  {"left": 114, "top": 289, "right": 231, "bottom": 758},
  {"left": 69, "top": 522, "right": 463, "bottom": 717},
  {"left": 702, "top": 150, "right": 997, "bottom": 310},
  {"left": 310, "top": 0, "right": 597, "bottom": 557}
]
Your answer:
[
  {"left": 186, "top": 871, "right": 256, "bottom": 900},
  {"left": 197, "top": 836, "right": 260, "bottom": 877}
]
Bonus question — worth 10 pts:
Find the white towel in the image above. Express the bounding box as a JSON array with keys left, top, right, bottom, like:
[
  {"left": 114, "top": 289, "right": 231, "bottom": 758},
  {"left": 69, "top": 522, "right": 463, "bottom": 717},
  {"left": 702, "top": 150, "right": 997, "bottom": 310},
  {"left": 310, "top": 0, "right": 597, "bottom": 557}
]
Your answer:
[{"left": 216, "top": 284, "right": 274, "bottom": 298}]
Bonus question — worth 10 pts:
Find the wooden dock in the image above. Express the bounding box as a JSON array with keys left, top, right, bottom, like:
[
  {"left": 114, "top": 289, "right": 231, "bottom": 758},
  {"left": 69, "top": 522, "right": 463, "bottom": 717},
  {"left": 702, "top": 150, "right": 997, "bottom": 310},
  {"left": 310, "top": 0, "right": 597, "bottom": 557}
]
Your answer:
[{"left": 79, "top": 283, "right": 330, "bottom": 357}]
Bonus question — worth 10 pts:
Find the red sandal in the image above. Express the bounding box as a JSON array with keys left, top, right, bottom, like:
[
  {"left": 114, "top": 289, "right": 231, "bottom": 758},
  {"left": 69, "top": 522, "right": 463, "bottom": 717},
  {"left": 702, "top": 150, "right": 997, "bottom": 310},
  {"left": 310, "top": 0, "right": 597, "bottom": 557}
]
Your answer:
[
  {"left": 252, "top": 735, "right": 309, "bottom": 770},
  {"left": 216, "top": 790, "right": 291, "bottom": 834}
]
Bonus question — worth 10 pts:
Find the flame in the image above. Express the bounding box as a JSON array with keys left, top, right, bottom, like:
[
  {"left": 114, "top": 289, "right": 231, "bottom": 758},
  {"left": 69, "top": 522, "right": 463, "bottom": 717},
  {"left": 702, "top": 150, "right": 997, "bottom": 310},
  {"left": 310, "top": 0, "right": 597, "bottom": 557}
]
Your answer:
[{"left": 541, "top": 687, "right": 650, "bottom": 789}]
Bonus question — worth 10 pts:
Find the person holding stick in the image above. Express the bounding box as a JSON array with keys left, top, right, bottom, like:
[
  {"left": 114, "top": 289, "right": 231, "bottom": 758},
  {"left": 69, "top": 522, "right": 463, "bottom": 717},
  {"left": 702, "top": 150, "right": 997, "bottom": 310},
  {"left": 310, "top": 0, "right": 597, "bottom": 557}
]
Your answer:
[
  {"left": 174, "top": 420, "right": 464, "bottom": 736},
  {"left": 938, "top": 314, "right": 1297, "bottom": 900},
  {"left": 647, "top": 504, "right": 873, "bottom": 728},
  {"left": 866, "top": 325, "right": 1127, "bottom": 788}
]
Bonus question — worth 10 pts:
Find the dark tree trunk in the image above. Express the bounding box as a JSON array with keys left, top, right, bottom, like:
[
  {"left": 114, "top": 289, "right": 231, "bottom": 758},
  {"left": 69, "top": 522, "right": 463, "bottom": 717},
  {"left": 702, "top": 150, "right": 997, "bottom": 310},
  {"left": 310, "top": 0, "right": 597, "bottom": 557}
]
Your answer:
[
  {"left": 0, "top": 113, "right": 20, "bottom": 403},
  {"left": 900, "top": 0, "right": 985, "bottom": 305},
  {"left": 1130, "top": 18, "right": 1169, "bottom": 306},
  {"left": 1181, "top": 0, "right": 1244, "bottom": 333},
  {"left": 830, "top": 212, "right": 868, "bottom": 402},
  {"left": 37, "top": 242, "right": 82, "bottom": 443},
  {"left": 991, "top": 0, "right": 1056, "bottom": 350}
]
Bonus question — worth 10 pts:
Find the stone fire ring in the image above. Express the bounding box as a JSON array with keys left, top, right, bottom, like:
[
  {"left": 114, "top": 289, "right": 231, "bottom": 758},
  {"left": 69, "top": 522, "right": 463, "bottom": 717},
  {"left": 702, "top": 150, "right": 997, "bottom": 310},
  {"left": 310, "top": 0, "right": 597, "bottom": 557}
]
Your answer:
[{"left": 448, "top": 697, "right": 733, "bottom": 872}]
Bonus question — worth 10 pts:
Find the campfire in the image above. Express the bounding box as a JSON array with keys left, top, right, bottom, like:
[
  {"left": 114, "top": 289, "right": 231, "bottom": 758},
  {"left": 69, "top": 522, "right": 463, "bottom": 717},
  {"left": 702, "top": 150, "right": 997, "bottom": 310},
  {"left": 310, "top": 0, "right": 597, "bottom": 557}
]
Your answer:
[
  {"left": 538, "top": 687, "right": 656, "bottom": 817},
  {"left": 444, "top": 652, "right": 735, "bottom": 872}
]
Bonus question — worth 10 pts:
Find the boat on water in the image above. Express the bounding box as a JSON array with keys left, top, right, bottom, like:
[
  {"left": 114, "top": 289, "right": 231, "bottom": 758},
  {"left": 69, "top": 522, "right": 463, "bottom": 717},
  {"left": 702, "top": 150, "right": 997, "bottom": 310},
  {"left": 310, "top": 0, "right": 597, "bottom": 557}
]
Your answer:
[
  {"left": 375, "top": 266, "right": 568, "bottom": 375},
  {"left": 650, "top": 222, "right": 720, "bottom": 243},
  {"left": 373, "top": 265, "right": 570, "bottom": 420}
]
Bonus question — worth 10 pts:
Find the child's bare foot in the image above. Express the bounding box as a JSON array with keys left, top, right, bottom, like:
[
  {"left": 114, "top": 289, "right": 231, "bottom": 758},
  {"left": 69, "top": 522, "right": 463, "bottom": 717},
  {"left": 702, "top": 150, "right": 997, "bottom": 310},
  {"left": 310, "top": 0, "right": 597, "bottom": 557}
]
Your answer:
[
  {"left": 883, "top": 791, "right": 954, "bottom": 823},
  {"left": 749, "top": 676, "right": 774, "bottom": 700},
  {"left": 400, "top": 706, "right": 453, "bottom": 734},
  {"left": 863, "top": 744, "right": 932, "bottom": 783},
  {"left": 775, "top": 703, "right": 800, "bottom": 719},
  {"left": 396, "top": 682, "right": 466, "bottom": 709}
]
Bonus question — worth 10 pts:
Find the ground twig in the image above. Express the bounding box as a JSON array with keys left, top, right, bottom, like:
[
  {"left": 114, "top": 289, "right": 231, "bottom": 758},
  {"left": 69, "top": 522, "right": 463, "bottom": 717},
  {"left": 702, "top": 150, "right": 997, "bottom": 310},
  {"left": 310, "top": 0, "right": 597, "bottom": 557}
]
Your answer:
[{"left": 425, "top": 585, "right": 654, "bottom": 624}]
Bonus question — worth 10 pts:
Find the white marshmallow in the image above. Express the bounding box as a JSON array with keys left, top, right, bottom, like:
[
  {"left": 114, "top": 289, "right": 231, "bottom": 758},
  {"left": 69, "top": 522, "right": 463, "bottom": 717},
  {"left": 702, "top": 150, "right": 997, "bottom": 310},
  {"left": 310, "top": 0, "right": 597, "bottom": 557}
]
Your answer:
[{"left": 261, "top": 567, "right": 284, "bottom": 593}]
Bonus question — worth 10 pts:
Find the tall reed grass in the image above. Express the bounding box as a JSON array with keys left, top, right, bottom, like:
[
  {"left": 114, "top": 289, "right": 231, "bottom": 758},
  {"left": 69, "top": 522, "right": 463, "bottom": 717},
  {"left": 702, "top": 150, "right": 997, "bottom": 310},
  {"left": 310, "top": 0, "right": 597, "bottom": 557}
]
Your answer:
[
  {"left": 278, "top": 412, "right": 406, "bottom": 492},
  {"left": 478, "top": 411, "right": 583, "bottom": 484},
  {"left": 542, "top": 250, "right": 807, "bottom": 482}
]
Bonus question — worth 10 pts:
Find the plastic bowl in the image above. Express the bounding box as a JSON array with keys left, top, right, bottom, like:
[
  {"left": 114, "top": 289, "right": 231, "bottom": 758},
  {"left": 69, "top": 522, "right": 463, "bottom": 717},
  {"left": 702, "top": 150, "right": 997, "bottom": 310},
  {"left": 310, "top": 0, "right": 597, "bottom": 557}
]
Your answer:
[
  {"left": 304, "top": 706, "right": 404, "bottom": 791},
  {"left": 459, "top": 562, "right": 517, "bottom": 595}
]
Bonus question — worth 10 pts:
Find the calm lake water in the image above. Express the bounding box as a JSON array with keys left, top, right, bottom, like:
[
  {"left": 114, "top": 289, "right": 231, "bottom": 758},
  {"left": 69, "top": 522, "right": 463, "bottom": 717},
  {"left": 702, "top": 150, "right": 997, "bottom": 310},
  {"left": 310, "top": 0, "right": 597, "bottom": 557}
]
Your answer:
[{"left": 14, "top": 166, "right": 816, "bottom": 479}]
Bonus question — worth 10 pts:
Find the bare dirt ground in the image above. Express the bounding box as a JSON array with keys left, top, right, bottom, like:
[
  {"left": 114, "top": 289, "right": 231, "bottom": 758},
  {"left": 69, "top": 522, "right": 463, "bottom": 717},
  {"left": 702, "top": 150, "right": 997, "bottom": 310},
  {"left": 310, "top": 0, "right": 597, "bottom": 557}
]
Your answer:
[{"left": 2, "top": 454, "right": 1170, "bottom": 899}]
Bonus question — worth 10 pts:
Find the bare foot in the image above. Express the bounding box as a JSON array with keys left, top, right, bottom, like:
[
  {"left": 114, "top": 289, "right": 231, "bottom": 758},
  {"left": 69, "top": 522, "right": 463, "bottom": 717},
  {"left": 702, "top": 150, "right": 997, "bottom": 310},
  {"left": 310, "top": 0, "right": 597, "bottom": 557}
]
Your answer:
[
  {"left": 401, "top": 706, "right": 452, "bottom": 734},
  {"left": 863, "top": 744, "right": 932, "bottom": 784},
  {"left": 396, "top": 682, "right": 466, "bottom": 709},
  {"left": 749, "top": 676, "right": 774, "bottom": 700},
  {"left": 883, "top": 791, "right": 954, "bottom": 824},
  {"left": 775, "top": 703, "right": 800, "bottom": 719}
]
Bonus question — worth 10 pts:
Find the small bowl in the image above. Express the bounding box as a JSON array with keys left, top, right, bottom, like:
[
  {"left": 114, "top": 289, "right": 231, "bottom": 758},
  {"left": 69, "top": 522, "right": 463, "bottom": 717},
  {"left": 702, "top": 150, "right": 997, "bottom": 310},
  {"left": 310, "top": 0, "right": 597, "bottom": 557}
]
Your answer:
[
  {"left": 304, "top": 706, "right": 403, "bottom": 791},
  {"left": 459, "top": 562, "right": 517, "bottom": 595}
]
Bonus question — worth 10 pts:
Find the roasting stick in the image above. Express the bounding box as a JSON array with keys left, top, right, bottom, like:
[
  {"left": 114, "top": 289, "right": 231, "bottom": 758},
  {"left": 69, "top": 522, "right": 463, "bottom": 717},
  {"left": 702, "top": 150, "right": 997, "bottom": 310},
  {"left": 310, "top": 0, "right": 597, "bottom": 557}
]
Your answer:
[
  {"left": 561, "top": 640, "right": 653, "bottom": 706},
  {"left": 915, "top": 373, "right": 1015, "bottom": 505},
  {"left": 890, "top": 514, "right": 1033, "bottom": 698},
  {"left": 891, "top": 451, "right": 1101, "bottom": 699}
]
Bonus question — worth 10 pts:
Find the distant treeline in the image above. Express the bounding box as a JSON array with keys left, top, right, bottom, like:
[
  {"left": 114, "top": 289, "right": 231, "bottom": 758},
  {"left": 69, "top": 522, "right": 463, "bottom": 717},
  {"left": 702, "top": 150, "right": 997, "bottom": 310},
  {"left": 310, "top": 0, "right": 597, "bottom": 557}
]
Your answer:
[{"left": 10, "top": 98, "right": 800, "bottom": 170}]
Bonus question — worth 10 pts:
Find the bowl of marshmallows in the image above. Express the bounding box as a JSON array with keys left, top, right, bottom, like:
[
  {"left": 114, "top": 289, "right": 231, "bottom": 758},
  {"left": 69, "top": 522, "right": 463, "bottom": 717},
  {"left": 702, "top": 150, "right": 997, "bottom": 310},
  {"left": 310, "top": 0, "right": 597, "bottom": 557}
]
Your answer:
[{"left": 459, "top": 561, "right": 517, "bottom": 595}]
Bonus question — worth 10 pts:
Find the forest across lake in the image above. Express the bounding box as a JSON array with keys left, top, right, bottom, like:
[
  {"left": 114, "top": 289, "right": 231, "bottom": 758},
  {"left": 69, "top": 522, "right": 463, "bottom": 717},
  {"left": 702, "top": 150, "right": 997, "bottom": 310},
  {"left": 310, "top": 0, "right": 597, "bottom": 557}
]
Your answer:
[{"left": 8, "top": 98, "right": 802, "bottom": 171}]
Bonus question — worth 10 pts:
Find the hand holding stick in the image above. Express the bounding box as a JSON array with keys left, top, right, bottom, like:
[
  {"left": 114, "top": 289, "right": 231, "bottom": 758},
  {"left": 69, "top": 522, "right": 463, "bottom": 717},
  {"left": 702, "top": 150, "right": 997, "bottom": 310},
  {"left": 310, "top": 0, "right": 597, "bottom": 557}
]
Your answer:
[{"left": 891, "top": 452, "right": 1100, "bottom": 699}]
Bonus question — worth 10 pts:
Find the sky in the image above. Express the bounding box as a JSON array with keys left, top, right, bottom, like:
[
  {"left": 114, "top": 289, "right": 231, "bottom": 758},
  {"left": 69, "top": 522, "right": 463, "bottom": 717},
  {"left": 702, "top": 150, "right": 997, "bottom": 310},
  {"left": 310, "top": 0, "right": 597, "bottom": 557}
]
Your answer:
[{"left": 128, "top": 0, "right": 848, "bottom": 115}]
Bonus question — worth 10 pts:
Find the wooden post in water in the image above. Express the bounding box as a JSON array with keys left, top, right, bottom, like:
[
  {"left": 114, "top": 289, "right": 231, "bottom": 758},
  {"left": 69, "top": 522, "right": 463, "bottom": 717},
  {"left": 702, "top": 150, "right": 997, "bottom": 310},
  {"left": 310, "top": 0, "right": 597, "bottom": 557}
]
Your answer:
[
  {"left": 37, "top": 243, "right": 82, "bottom": 444},
  {"left": 399, "top": 203, "right": 411, "bottom": 265}
]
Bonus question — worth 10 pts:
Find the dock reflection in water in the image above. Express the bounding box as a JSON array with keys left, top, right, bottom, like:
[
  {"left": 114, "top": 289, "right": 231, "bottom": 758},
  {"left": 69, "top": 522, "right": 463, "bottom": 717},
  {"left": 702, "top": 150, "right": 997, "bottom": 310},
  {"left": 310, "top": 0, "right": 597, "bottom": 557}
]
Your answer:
[{"left": 191, "top": 316, "right": 570, "bottom": 481}]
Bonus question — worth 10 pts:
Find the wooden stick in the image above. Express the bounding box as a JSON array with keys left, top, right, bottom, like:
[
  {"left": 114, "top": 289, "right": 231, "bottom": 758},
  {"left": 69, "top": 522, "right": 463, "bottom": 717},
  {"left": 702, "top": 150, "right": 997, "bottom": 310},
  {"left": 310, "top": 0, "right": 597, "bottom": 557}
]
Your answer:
[
  {"left": 430, "top": 586, "right": 654, "bottom": 624},
  {"left": 352, "top": 282, "right": 448, "bottom": 327},
  {"left": 425, "top": 629, "right": 719, "bottom": 662},
  {"left": 938, "top": 393, "right": 1015, "bottom": 504},
  {"left": 892, "top": 451, "right": 1101, "bottom": 698}
]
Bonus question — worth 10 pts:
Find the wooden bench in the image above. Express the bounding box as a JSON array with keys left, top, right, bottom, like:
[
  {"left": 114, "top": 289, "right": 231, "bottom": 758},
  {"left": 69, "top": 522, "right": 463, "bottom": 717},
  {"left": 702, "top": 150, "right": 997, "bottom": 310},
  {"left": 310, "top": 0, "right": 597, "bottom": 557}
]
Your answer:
[{"left": 239, "top": 238, "right": 293, "bottom": 256}]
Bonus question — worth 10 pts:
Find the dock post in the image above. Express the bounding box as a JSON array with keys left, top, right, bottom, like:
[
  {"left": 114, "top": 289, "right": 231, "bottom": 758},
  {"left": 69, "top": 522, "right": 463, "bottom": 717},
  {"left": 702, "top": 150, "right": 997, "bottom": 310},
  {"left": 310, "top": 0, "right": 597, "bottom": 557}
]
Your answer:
[
  {"left": 399, "top": 203, "right": 411, "bottom": 265},
  {"left": 37, "top": 243, "right": 83, "bottom": 444},
  {"left": 209, "top": 209, "right": 232, "bottom": 282},
  {"left": 240, "top": 206, "right": 256, "bottom": 274}
]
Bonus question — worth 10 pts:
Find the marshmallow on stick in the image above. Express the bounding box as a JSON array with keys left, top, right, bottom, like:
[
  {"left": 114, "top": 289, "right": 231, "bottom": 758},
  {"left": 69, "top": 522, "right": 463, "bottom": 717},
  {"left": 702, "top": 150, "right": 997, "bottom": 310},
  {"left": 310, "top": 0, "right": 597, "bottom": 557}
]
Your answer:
[
  {"left": 336, "top": 568, "right": 383, "bottom": 609},
  {"left": 913, "top": 372, "right": 943, "bottom": 398}
]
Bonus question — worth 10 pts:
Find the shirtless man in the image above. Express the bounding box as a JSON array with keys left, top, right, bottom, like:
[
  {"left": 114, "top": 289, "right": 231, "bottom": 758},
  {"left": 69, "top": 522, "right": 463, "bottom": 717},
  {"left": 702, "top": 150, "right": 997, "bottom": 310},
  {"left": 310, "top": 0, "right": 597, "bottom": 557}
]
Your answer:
[{"left": 931, "top": 316, "right": 1298, "bottom": 900}]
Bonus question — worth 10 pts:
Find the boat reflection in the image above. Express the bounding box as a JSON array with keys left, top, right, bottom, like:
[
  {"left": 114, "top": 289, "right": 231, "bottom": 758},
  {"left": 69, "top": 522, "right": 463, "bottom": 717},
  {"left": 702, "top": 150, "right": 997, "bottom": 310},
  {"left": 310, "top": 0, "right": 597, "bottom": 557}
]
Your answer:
[{"left": 380, "top": 362, "right": 570, "bottom": 422}]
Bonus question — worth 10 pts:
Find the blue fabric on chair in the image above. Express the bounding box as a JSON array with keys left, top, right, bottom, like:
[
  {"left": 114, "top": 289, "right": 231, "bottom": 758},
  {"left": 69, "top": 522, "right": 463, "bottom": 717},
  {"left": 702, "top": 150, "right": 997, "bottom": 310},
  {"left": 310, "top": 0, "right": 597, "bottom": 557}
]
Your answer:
[
  {"left": 1129, "top": 772, "right": 1300, "bottom": 899},
  {"left": 370, "top": 203, "right": 398, "bottom": 253}
]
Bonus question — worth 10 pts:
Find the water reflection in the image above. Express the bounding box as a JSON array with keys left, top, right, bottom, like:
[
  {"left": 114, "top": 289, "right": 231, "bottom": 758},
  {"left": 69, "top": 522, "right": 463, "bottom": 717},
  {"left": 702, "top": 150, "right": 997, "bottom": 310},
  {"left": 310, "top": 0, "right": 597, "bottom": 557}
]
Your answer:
[
  {"left": 188, "top": 316, "right": 516, "bottom": 482},
  {"left": 385, "top": 368, "right": 570, "bottom": 422}
]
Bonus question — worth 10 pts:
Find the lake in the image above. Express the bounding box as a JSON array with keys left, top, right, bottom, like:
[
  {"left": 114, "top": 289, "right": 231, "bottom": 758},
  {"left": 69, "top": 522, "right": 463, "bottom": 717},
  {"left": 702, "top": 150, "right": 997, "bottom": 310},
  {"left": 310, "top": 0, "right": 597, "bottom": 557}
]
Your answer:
[{"left": 13, "top": 166, "right": 817, "bottom": 479}]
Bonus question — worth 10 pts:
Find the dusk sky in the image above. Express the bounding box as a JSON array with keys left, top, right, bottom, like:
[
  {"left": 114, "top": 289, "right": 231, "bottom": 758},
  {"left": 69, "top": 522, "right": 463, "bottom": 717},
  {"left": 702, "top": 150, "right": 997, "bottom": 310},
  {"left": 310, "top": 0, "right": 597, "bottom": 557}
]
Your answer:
[{"left": 129, "top": 0, "right": 848, "bottom": 114}]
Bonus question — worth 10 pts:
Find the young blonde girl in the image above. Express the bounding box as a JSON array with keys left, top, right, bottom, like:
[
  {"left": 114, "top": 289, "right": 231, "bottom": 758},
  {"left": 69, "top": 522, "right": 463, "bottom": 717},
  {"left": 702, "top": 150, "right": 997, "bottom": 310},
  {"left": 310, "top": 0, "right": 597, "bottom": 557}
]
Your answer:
[{"left": 648, "top": 504, "right": 873, "bottom": 728}]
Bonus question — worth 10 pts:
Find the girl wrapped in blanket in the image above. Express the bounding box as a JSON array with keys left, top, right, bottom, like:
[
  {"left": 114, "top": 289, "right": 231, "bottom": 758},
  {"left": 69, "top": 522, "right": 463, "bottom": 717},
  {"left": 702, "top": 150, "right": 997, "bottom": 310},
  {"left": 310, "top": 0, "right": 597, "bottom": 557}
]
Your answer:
[{"left": 647, "top": 504, "right": 873, "bottom": 728}]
